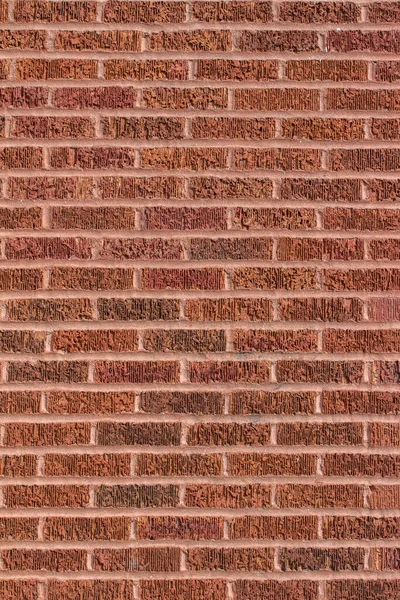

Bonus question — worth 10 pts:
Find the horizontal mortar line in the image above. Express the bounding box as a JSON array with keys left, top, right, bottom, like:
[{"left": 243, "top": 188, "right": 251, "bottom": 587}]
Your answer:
[
  {"left": 0, "top": 446, "right": 398, "bottom": 456},
  {"left": 0, "top": 508, "right": 397, "bottom": 518},
  {"left": 0, "top": 415, "right": 398, "bottom": 424},
  {"left": 0, "top": 475, "right": 397, "bottom": 485}
]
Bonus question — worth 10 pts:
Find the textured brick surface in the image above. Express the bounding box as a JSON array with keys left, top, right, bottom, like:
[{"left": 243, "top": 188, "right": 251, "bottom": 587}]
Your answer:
[{"left": 0, "top": 2, "right": 398, "bottom": 597}]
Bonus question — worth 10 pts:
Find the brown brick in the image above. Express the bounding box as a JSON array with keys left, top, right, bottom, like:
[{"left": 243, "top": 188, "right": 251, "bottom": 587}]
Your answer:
[
  {"left": 239, "top": 31, "right": 318, "bottom": 52},
  {"left": 190, "top": 238, "right": 272, "bottom": 260},
  {"left": 141, "top": 147, "right": 227, "bottom": 170},
  {"left": 140, "top": 391, "right": 225, "bottom": 415},
  {"left": 0, "top": 147, "right": 43, "bottom": 169},
  {"left": 93, "top": 547, "right": 180, "bottom": 572},
  {"left": 234, "top": 148, "right": 321, "bottom": 171},
  {"left": 281, "top": 117, "right": 364, "bottom": 140},
  {"left": 0, "top": 330, "right": 45, "bottom": 353},
  {"left": 47, "top": 391, "right": 136, "bottom": 414},
  {"left": 9, "top": 176, "right": 94, "bottom": 201},
  {"left": 327, "top": 89, "right": 400, "bottom": 110},
  {"left": 231, "top": 516, "right": 318, "bottom": 540},
  {"left": 229, "top": 453, "right": 317, "bottom": 476},
  {"left": 370, "top": 486, "right": 400, "bottom": 509},
  {"left": 278, "top": 238, "right": 363, "bottom": 261},
  {"left": 52, "top": 329, "right": 138, "bottom": 353},
  {"left": 279, "top": 548, "right": 365, "bottom": 572},
  {"left": 322, "top": 391, "right": 400, "bottom": 414},
  {"left": 192, "top": 117, "right": 275, "bottom": 139},
  {"left": 48, "top": 581, "right": 135, "bottom": 600},
  {"left": 137, "top": 516, "right": 224, "bottom": 540},
  {"left": 234, "top": 329, "right": 318, "bottom": 353},
  {"left": 196, "top": 59, "right": 278, "bottom": 81},
  {"left": 0, "top": 1, "right": 7, "bottom": 21},
  {"left": 100, "top": 176, "right": 184, "bottom": 200},
  {"left": 143, "top": 207, "right": 226, "bottom": 230},
  {"left": 185, "top": 484, "right": 271, "bottom": 508},
  {"left": 190, "top": 360, "right": 270, "bottom": 383},
  {"left": 188, "top": 423, "right": 270, "bottom": 446},
  {"left": 4, "top": 485, "right": 89, "bottom": 508},
  {"left": 234, "top": 208, "right": 316, "bottom": 230},
  {"left": 53, "top": 87, "right": 137, "bottom": 109},
  {"left": 17, "top": 59, "right": 97, "bottom": 80},
  {"left": 369, "top": 298, "right": 400, "bottom": 321},
  {"left": 15, "top": 1, "right": 97, "bottom": 22},
  {"left": 0, "top": 59, "right": 9, "bottom": 79},
  {"left": 104, "top": 59, "right": 188, "bottom": 80},
  {"left": 188, "top": 547, "right": 274, "bottom": 571},
  {"left": 232, "top": 268, "right": 317, "bottom": 290},
  {"left": 103, "top": 1, "right": 186, "bottom": 23},
  {"left": 143, "top": 329, "right": 226, "bottom": 352},
  {"left": 279, "top": 2, "right": 360, "bottom": 23},
  {"left": 3, "top": 549, "right": 87, "bottom": 572},
  {"left": 277, "top": 360, "right": 363, "bottom": 383},
  {"left": 44, "top": 517, "right": 130, "bottom": 541},
  {"left": 193, "top": 1, "right": 272, "bottom": 22},
  {"left": 55, "top": 30, "right": 141, "bottom": 51},
  {"left": 0, "top": 30, "right": 45, "bottom": 49},
  {"left": 6, "top": 299, "right": 92, "bottom": 322},
  {"left": 370, "top": 239, "right": 400, "bottom": 260},
  {"left": 287, "top": 60, "right": 368, "bottom": 81},
  {"left": 8, "top": 361, "right": 88, "bottom": 383},
  {"left": 370, "top": 423, "right": 400, "bottom": 446},
  {"left": 328, "top": 30, "right": 400, "bottom": 53},
  {"left": 50, "top": 147, "right": 136, "bottom": 170},
  {"left": 0, "top": 582, "right": 38, "bottom": 600},
  {"left": 375, "top": 61, "right": 400, "bottom": 82},
  {"left": 142, "top": 87, "right": 228, "bottom": 109},
  {"left": 325, "top": 208, "right": 400, "bottom": 230},
  {"left": 189, "top": 177, "right": 273, "bottom": 199},
  {"left": 276, "top": 484, "right": 364, "bottom": 508},
  {"left": 100, "top": 238, "right": 183, "bottom": 259},
  {"left": 4, "top": 423, "right": 90, "bottom": 446},
  {"left": 149, "top": 30, "right": 231, "bottom": 51},
  {"left": 52, "top": 207, "right": 136, "bottom": 230},
  {"left": 141, "top": 268, "right": 224, "bottom": 290},
  {"left": 11, "top": 116, "right": 94, "bottom": 139},
  {"left": 137, "top": 454, "right": 222, "bottom": 476},
  {"left": 185, "top": 298, "right": 273, "bottom": 322},
  {"left": 44, "top": 454, "right": 130, "bottom": 477},
  {"left": 333, "top": 150, "right": 400, "bottom": 173},
  {"left": 0, "top": 87, "right": 48, "bottom": 108},
  {"left": 97, "top": 422, "right": 181, "bottom": 445},
  {"left": 324, "top": 329, "right": 400, "bottom": 352},
  {"left": 323, "top": 269, "right": 400, "bottom": 291},
  {"left": 235, "top": 581, "right": 319, "bottom": 600},
  {"left": 231, "top": 391, "right": 316, "bottom": 414},
  {"left": 324, "top": 453, "right": 400, "bottom": 477},
  {"left": 6, "top": 237, "right": 91, "bottom": 259},
  {"left": 0, "top": 456, "right": 37, "bottom": 477},
  {"left": 374, "top": 361, "right": 400, "bottom": 384},
  {"left": 49, "top": 268, "right": 135, "bottom": 290},
  {"left": 94, "top": 361, "right": 180, "bottom": 384},
  {"left": 102, "top": 116, "right": 184, "bottom": 140},
  {"left": 95, "top": 484, "right": 179, "bottom": 507},
  {"left": 0, "top": 269, "right": 42, "bottom": 291},
  {"left": 140, "top": 580, "right": 227, "bottom": 600},
  {"left": 277, "top": 423, "right": 363, "bottom": 446},
  {"left": 324, "top": 516, "right": 400, "bottom": 540},
  {"left": 370, "top": 118, "right": 400, "bottom": 139},
  {"left": 0, "top": 518, "right": 38, "bottom": 540},
  {"left": 98, "top": 298, "right": 180, "bottom": 321},
  {"left": 0, "top": 392, "right": 41, "bottom": 414},
  {"left": 371, "top": 547, "right": 400, "bottom": 569},
  {"left": 281, "top": 178, "right": 362, "bottom": 202},
  {"left": 234, "top": 88, "right": 320, "bottom": 111},
  {"left": 327, "top": 581, "right": 400, "bottom": 600}
]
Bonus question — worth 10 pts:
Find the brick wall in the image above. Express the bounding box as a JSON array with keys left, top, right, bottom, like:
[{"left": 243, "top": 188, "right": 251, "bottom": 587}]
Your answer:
[{"left": 0, "top": 1, "right": 399, "bottom": 598}]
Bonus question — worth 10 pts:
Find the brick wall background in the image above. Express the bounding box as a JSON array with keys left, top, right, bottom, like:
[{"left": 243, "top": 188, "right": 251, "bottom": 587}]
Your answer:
[{"left": 0, "top": 1, "right": 399, "bottom": 599}]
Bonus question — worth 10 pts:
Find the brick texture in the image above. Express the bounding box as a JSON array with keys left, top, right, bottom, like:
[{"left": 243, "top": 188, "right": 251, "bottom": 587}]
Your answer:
[{"left": 0, "top": 1, "right": 398, "bottom": 597}]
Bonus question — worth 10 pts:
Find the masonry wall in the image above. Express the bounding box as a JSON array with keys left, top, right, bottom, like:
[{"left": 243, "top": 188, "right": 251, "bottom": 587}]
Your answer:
[{"left": 0, "top": 1, "right": 399, "bottom": 599}]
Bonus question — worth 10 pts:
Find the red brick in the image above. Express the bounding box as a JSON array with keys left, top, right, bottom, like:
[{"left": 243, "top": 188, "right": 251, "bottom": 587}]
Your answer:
[
  {"left": 231, "top": 391, "right": 316, "bottom": 414},
  {"left": 328, "top": 30, "right": 400, "bottom": 53},
  {"left": 0, "top": 30, "right": 45, "bottom": 49},
  {"left": 287, "top": 60, "right": 368, "bottom": 81},
  {"left": 137, "top": 516, "right": 224, "bottom": 540},
  {"left": 0, "top": 87, "right": 48, "bottom": 108},
  {"left": 0, "top": 269, "right": 42, "bottom": 290},
  {"left": 143, "top": 207, "right": 226, "bottom": 230},
  {"left": 140, "top": 581, "right": 227, "bottom": 600},
  {"left": 141, "top": 147, "right": 228, "bottom": 171},
  {"left": 141, "top": 268, "right": 224, "bottom": 290},
  {"left": 189, "top": 177, "right": 273, "bottom": 199},
  {"left": 53, "top": 87, "right": 137, "bottom": 109},
  {"left": 100, "top": 238, "right": 183, "bottom": 259},
  {"left": 6, "top": 299, "right": 92, "bottom": 322},
  {"left": 277, "top": 423, "right": 363, "bottom": 446},
  {"left": 94, "top": 360, "right": 180, "bottom": 383},
  {"left": 234, "top": 148, "right": 321, "bottom": 171},
  {"left": 368, "top": 2, "right": 400, "bottom": 22},
  {"left": 324, "top": 329, "right": 400, "bottom": 352},
  {"left": 370, "top": 239, "right": 400, "bottom": 260},
  {"left": 370, "top": 118, "right": 400, "bottom": 139},
  {"left": 14, "top": 1, "right": 97, "bottom": 22},
  {"left": 44, "top": 454, "right": 130, "bottom": 477},
  {"left": 0, "top": 518, "right": 38, "bottom": 540},
  {"left": 231, "top": 516, "right": 318, "bottom": 540},
  {"left": 100, "top": 176, "right": 184, "bottom": 200},
  {"left": 276, "top": 484, "right": 363, "bottom": 508},
  {"left": 52, "top": 207, "right": 136, "bottom": 230},
  {"left": 190, "top": 360, "right": 270, "bottom": 383},
  {"left": 52, "top": 329, "right": 138, "bottom": 353},
  {"left": 48, "top": 581, "right": 135, "bottom": 600},
  {"left": 187, "top": 423, "right": 271, "bottom": 446},
  {"left": 370, "top": 486, "right": 400, "bottom": 509},
  {"left": 0, "top": 59, "right": 9, "bottom": 79},
  {"left": 137, "top": 454, "right": 222, "bottom": 476},
  {"left": 0, "top": 1, "right": 7, "bottom": 22},
  {"left": 4, "top": 423, "right": 90, "bottom": 446},
  {"left": 4, "top": 485, "right": 89, "bottom": 508},
  {"left": 369, "top": 298, "right": 400, "bottom": 321},
  {"left": 192, "top": 117, "right": 274, "bottom": 139},
  {"left": 234, "top": 89, "right": 320, "bottom": 111},
  {"left": 281, "top": 117, "right": 364, "bottom": 140},
  {"left": 104, "top": 60, "right": 188, "bottom": 81},
  {"left": 235, "top": 581, "right": 318, "bottom": 600},
  {"left": 324, "top": 453, "right": 400, "bottom": 477},
  {"left": 322, "top": 391, "right": 400, "bottom": 414},
  {"left": 188, "top": 547, "right": 274, "bottom": 571},
  {"left": 279, "top": 548, "right": 365, "bottom": 572},
  {"left": 185, "top": 298, "right": 273, "bottom": 321},
  {"left": 229, "top": 453, "right": 317, "bottom": 476},
  {"left": 93, "top": 547, "right": 180, "bottom": 572},
  {"left": 149, "top": 30, "right": 232, "bottom": 51},
  {"left": 281, "top": 178, "right": 362, "bottom": 202},
  {"left": 0, "top": 392, "right": 41, "bottom": 414},
  {"left": 185, "top": 484, "right": 271, "bottom": 508},
  {"left": 327, "top": 581, "right": 400, "bottom": 600},
  {"left": 279, "top": 2, "right": 360, "bottom": 23},
  {"left": 324, "top": 516, "right": 400, "bottom": 540},
  {"left": 11, "top": 116, "right": 94, "bottom": 139},
  {"left": 50, "top": 147, "right": 136, "bottom": 170},
  {"left": 142, "top": 87, "right": 228, "bottom": 109},
  {"left": 196, "top": 59, "right": 278, "bottom": 81},
  {"left": 47, "top": 391, "right": 136, "bottom": 414},
  {"left": 9, "top": 176, "right": 94, "bottom": 201},
  {"left": 3, "top": 549, "right": 87, "bottom": 572},
  {"left": 323, "top": 269, "right": 400, "bottom": 291},
  {"left": 232, "top": 268, "right": 317, "bottom": 290},
  {"left": 191, "top": 238, "right": 271, "bottom": 259},
  {"left": 44, "top": 517, "right": 130, "bottom": 540},
  {"left": 370, "top": 423, "right": 400, "bottom": 446},
  {"left": 371, "top": 547, "right": 400, "bottom": 569},
  {"left": 49, "top": 268, "right": 135, "bottom": 290},
  {"left": 0, "top": 456, "right": 37, "bottom": 477},
  {"left": 325, "top": 208, "right": 400, "bottom": 231},
  {"left": 97, "top": 422, "right": 181, "bottom": 445},
  {"left": 140, "top": 391, "right": 225, "bottom": 415},
  {"left": 8, "top": 361, "right": 88, "bottom": 383},
  {"left": 374, "top": 359, "right": 400, "bottom": 385},
  {"left": 278, "top": 238, "right": 363, "bottom": 261},
  {"left": 55, "top": 30, "right": 141, "bottom": 51},
  {"left": 103, "top": 1, "right": 186, "bottom": 23},
  {"left": 0, "top": 582, "right": 38, "bottom": 600},
  {"left": 98, "top": 298, "right": 180, "bottom": 321},
  {"left": 6, "top": 237, "right": 91, "bottom": 259},
  {"left": 375, "top": 62, "right": 400, "bottom": 82},
  {"left": 0, "top": 330, "right": 45, "bottom": 353},
  {"left": 234, "top": 329, "right": 318, "bottom": 352},
  {"left": 103, "top": 116, "right": 184, "bottom": 140},
  {"left": 277, "top": 360, "right": 363, "bottom": 383},
  {"left": 143, "top": 329, "right": 225, "bottom": 352},
  {"left": 192, "top": 2, "right": 272, "bottom": 22},
  {"left": 234, "top": 208, "right": 316, "bottom": 230},
  {"left": 0, "top": 147, "right": 43, "bottom": 169},
  {"left": 239, "top": 31, "right": 319, "bottom": 52},
  {"left": 16, "top": 59, "right": 97, "bottom": 80},
  {"left": 327, "top": 89, "right": 400, "bottom": 110},
  {"left": 95, "top": 484, "right": 179, "bottom": 508}
]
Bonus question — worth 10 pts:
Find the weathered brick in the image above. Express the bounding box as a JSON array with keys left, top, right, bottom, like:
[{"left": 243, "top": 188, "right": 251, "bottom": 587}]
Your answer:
[
  {"left": 328, "top": 30, "right": 400, "bottom": 53},
  {"left": 44, "top": 454, "right": 130, "bottom": 477},
  {"left": 50, "top": 147, "right": 136, "bottom": 170},
  {"left": 323, "top": 269, "right": 400, "bottom": 291},
  {"left": 9, "top": 176, "right": 94, "bottom": 201},
  {"left": 287, "top": 60, "right": 368, "bottom": 81},
  {"left": 44, "top": 517, "right": 130, "bottom": 540},
  {"left": 95, "top": 360, "right": 180, "bottom": 384},
  {"left": 48, "top": 581, "right": 135, "bottom": 600},
  {"left": 99, "top": 238, "right": 183, "bottom": 259},
  {"left": 4, "top": 485, "right": 89, "bottom": 508},
  {"left": 103, "top": 1, "right": 186, "bottom": 23},
  {"left": 14, "top": 1, "right": 97, "bottom": 22},
  {"left": 53, "top": 87, "right": 137, "bottom": 109},
  {"left": 189, "top": 177, "right": 273, "bottom": 199},
  {"left": 49, "top": 268, "right": 135, "bottom": 290},
  {"left": 278, "top": 238, "right": 363, "bottom": 261},
  {"left": 324, "top": 454, "right": 400, "bottom": 477},
  {"left": 0, "top": 518, "right": 38, "bottom": 540},
  {"left": 17, "top": 59, "right": 97, "bottom": 80},
  {"left": 191, "top": 117, "right": 275, "bottom": 139},
  {"left": 192, "top": 2, "right": 272, "bottom": 22},
  {"left": 231, "top": 391, "right": 316, "bottom": 414},
  {"left": 100, "top": 176, "right": 184, "bottom": 200},
  {"left": 277, "top": 423, "right": 363, "bottom": 446},
  {"left": 47, "top": 391, "right": 136, "bottom": 414},
  {"left": 140, "top": 580, "right": 227, "bottom": 600},
  {"left": 3, "top": 549, "right": 87, "bottom": 572},
  {"left": 0, "top": 581, "right": 38, "bottom": 600},
  {"left": 149, "top": 30, "right": 232, "bottom": 51},
  {"left": 93, "top": 547, "right": 180, "bottom": 572},
  {"left": 95, "top": 484, "right": 179, "bottom": 507},
  {"left": 188, "top": 547, "right": 274, "bottom": 571},
  {"left": 0, "top": 392, "right": 41, "bottom": 414},
  {"left": 8, "top": 361, "right": 88, "bottom": 383},
  {"left": 234, "top": 89, "right": 320, "bottom": 111},
  {"left": 281, "top": 117, "right": 364, "bottom": 140},
  {"left": 277, "top": 360, "right": 363, "bottom": 383},
  {"left": 140, "top": 391, "right": 225, "bottom": 415},
  {"left": 279, "top": 548, "right": 365, "bottom": 572},
  {"left": 55, "top": 30, "right": 141, "bottom": 51},
  {"left": 6, "top": 299, "right": 92, "bottom": 322},
  {"left": 234, "top": 148, "right": 321, "bottom": 171},
  {"left": 229, "top": 453, "right": 317, "bottom": 476},
  {"left": 185, "top": 298, "right": 273, "bottom": 321},
  {"left": 104, "top": 60, "right": 188, "bottom": 80},
  {"left": 97, "top": 422, "right": 181, "bottom": 445},
  {"left": 322, "top": 391, "right": 400, "bottom": 414},
  {"left": 327, "top": 581, "right": 400, "bottom": 600},
  {"left": 6, "top": 237, "right": 91, "bottom": 259},
  {"left": 137, "top": 516, "right": 224, "bottom": 540},
  {"left": 235, "top": 580, "right": 319, "bottom": 600},
  {"left": 327, "top": 88, "right": 400, "bottom": 110},
  {"left": 137, "top": 454, "right": 222, "bottom": 476},
  {"left": 279, "top": 2, "right": 360, "bottom": 23},
  {"left": 324, "top": 516, "right": 400, "bottom": 540},
  {"left": 142, "top": 87, "right": 228, "bottom": 109},
  {"left": 185, "top": 484, "right": 271, "bottom": 508},
  {"left": 10, "top": 116, "right": 95, "bottom": 139},
  {"left": 4, "top": 423, "right": 90, "bottom": 446},
  {"left": 231, "top": 516, "right": 319, "bottom": 539},
  {"left": 141, "top": 268, "right": 224, "bottom": 290},
  {"left": 234, "top": 208, "right": 317, "bottom": 229},
  {"left": 52, "top": 329, "right": 138, "bottom": 353},
  {"left": 232, "top": 268, "right": 317, "bottom": 290},
  {"left": 281, "top": 178, "right": 362, "bottom": 202},
  {"left": 234, "top": 329, "right": 318, "bottom": 352},
  {"left": 187, "top": 423, "right": 271, "bottom": 446},
  {"left": 239, "top": 31, "right": 319, "bottom": 52},
  {"left": 98, "top": 298, "right": 180, "bottom": 321},
  {"left": 143, "top": 207, "right": 226, "bottom": 230},
  {"left": 324, "top": 329, "right": 400, "bottom": 352},
  {"left": 190, "top": 360, "right": 270, "bottom": 383},
  {"left": 276, "top": 484, "right": 364, "bottom": 508},
  {"left": 196, "top": 59, "right": 278, "bottom": 81}
]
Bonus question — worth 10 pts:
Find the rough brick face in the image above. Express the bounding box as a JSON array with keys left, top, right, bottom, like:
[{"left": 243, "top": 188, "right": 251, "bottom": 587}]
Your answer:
[{"left": 1, "top": 2, "right": 398, "bottom": 596}]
